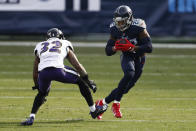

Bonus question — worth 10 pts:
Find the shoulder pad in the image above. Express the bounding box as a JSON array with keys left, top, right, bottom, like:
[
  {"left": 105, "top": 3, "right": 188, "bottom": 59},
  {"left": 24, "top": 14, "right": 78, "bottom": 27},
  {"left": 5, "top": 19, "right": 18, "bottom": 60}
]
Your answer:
[
  {"left": 110, "top": 22, "right": 115, "bottom": 28},
  {"left": 132, "top": 18, "right": 146, "bottom": 28}
]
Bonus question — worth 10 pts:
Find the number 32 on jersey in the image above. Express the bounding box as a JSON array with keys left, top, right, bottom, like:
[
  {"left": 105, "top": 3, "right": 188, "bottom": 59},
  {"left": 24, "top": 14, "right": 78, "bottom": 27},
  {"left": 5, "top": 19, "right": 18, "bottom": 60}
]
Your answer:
[{"left": 40, "top": 41, "right": 62, "bottom": 55}]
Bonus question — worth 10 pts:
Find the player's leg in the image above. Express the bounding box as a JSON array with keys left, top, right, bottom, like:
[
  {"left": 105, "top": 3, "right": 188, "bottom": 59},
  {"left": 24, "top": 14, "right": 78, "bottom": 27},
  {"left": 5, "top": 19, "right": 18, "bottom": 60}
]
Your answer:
[
  {"left": 55, "top": 66, "right": 107, "bottom": 118},
  {"left": 21, "top": 68, "right": 52, "bottom": 126},
  {"left": 124, "top": 56, "right": 146, "bottom": 94},
  {"left": 112, "top": 54, "right": 135, "bottom": 118},
  {"left": 55, "top": 66, "right": 94, "bottom": 106},
  {"left": 105, "top": 54, "right": 135, "bottom": 103},
  {"left": 97, "top": 54, "right": 135, "bottom": 119}
]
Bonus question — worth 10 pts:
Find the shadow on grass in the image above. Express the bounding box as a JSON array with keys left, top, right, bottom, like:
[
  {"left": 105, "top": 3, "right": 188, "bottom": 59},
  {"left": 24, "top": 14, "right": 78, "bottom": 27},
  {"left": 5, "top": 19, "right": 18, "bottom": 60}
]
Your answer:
[{"left": 0, "top": 119, "right": 85, "bottom": 128}]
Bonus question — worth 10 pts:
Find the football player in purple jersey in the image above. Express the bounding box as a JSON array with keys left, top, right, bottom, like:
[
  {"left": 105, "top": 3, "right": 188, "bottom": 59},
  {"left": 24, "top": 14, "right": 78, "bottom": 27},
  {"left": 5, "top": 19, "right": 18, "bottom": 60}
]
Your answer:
[
  {"left": 21, "top": 28, "right": 107, "bottom": 126},
  {"left": 96, "top": 5, "right": 153, "bottom": 119}
]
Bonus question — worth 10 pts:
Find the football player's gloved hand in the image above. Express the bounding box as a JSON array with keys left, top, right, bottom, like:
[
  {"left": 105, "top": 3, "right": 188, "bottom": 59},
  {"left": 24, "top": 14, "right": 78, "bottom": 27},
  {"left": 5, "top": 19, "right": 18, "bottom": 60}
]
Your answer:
[
  {"left": 88, "top": 80, "right": 97, "bottom": 93},
  {"left": 32, "top": 85, "right": 39, "bottom": 90},
  {"left": 115, "top": 38, "right": 135, "bottom": 52},
  {"left": 81, "top": 75, "right": 97, "bottom": 93}
]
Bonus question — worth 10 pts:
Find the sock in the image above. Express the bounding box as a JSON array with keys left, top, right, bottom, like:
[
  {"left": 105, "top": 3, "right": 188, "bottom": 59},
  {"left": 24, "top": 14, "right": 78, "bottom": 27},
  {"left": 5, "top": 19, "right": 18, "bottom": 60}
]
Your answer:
[
  {"left": 30, "top": 113, "right": 35, "bottom": 119},
  {"left": 102, "top": 99, "right": 108, "bottom": 105},
  {"left": 114, "top": 100, "right": 120, "bottom": 103},
  {"left": 89, "top": 104, "right": 96, "bottom": 112}
]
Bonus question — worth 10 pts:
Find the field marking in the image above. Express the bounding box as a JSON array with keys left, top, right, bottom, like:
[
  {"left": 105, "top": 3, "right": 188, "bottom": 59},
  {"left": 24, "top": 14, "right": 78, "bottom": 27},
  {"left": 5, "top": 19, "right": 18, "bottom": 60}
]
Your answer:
[
  {"left": 1, "top": 53, "right": 196, "bottom": 59},
  {"left": 1, "top": 63, "right": 196, "bottom": 71},
  {"left": 1, "top": 71, "right": 196, "bottom": 77},
  {"left": 150, "top": 98, "right": 196, "bottom": 101},
  {"left": 1, "top": 63, "right": 196, "bottom": 70},
  {"left": 0, "top": 41, "right": 196, "bottom": 49},
  {"left": 0, "top": 117, "right": 196, "bottom": 123},
  {"left": 148, "top": 54, "right": 196, "bottom": 58},
  {"left": 0, "top": 106, "right": 153, "bottom": 111},
  {"left": 1, "top": 105, "right": 196, "bottom": 113},
  {"left": 1, "top": 96, "right": 196, "bottom": 101},
  {"left": 0, "top": 96, "right": 82, "bottom": 99}
]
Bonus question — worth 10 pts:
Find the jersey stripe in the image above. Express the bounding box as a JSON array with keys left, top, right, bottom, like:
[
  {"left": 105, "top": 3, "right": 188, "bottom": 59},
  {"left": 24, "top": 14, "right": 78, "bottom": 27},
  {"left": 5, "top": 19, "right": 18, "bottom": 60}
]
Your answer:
[{"left": 63, "top": 67, "right": 79, "bottom": 76}]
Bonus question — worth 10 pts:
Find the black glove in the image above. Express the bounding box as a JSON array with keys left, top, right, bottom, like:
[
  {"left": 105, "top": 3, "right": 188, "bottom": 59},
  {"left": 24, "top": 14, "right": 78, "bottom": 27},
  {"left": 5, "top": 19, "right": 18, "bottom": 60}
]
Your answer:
[
  {"left": 88, "top": 80, "right": 97, "bottom": 93},
  {"left": 81, "top": 75, "right": 97, "bottom": 93},
  {"left": 32, "top": 85, "right": 39, "bottom": 90}
]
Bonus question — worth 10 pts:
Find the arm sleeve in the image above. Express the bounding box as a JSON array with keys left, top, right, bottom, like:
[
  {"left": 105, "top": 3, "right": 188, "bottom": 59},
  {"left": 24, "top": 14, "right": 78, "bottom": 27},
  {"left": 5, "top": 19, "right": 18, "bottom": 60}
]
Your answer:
[
  {"left": 137, "top": 37, "right": 153, "bottom": 54},
  {"left": 105, "top": 39, "right": 116, "bottom": 56}
]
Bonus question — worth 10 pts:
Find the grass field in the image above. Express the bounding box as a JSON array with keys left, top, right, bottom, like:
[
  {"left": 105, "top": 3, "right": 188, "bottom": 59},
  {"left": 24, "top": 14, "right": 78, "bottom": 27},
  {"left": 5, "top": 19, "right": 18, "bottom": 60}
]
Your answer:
[{"left": 0, "top": 45, "right": 196, "bottom": 131}]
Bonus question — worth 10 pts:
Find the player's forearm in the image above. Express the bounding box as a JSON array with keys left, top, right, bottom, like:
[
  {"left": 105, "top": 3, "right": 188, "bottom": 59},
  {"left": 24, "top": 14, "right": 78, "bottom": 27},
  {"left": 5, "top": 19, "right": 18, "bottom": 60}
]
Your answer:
[
  {"left": 33, "top": 65, "right": 39, "bottom": 86},
  {"left": 67, "top": 50, "right": 88, "bottom": 77},
  {"left": 33, "top": 56, "right": 39, "bottom": 86},
  {"left": 137, "top": 37, "right": 153, "bottom": 53},
  {"left": 33, "top": 72, "right": 38, "bottom": 86},
  {"left": 105, "top": 39, "right": 116, "bottom": 56},
  {"left": 75, "top": 64, "right": 88, "bottom": 77}
]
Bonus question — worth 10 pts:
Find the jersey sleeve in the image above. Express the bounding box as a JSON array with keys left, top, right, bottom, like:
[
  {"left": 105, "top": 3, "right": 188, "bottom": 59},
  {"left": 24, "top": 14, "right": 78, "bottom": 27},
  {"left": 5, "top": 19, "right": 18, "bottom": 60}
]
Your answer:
[
  {"left": 109, "top": 22, "right": 120, "bottom": 39},
  {"left": 65, "top": 40, "right": 74, "bottom": 51},
  {"left": 34, "top": 43, "right": 40, "bottom": 57},
  {"left": 62, "top": 40, "right": 74, "bottom": 57},
  {"left": 132, "top": 18, "right": 146, "bottom": 33}
]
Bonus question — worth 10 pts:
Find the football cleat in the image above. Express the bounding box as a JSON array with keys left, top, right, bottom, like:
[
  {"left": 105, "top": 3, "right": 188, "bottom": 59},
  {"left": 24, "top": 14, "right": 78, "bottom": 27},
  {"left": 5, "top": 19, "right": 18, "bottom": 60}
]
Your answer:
[
  {"left": 95, "top": 100, "right": 106, "bottom": 120},
  {"left": 21, "top": 116, "right": 34, "bottom": 126},
  {"left": 112, "top": 103, "right": 122, "bottom": 118},
  {"left": 90, "top": 104, "right": 107, "bottom": 119}
]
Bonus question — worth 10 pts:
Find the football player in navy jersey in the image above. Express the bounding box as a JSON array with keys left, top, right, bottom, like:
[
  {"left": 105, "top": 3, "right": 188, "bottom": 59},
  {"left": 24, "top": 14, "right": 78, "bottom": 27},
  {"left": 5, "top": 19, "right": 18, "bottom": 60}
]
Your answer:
[
  {"left": 96, "top": 5, "right": 153, "bottom": 119},
  {"left": 21, "top": 28, "right": 107, "bottom": 126}
]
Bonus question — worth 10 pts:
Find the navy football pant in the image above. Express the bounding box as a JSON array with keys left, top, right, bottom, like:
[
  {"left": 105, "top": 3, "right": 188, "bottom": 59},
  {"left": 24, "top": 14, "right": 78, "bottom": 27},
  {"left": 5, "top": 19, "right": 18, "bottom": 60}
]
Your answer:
[
  {"left": 31, "top": 66, "right": 93, "bottom": 114},
  {"left": 105, "top": 55, "right": 145, "bottom": 104},
  {"left": 38, "top": 66, "right": 79, "bottom": 94}
]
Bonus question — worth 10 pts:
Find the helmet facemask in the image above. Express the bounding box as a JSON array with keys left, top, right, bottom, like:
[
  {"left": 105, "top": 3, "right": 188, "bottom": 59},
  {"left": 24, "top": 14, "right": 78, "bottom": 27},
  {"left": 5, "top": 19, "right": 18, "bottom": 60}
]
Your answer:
[
  {"left": 113, "top": 5, "right": 133, "bottom": 31},
  {"left": 46, "top": 28, "right": 66, "bottom": 40},
  {"left": 113, "top": 16, "right": 132, "bottom": 31}
]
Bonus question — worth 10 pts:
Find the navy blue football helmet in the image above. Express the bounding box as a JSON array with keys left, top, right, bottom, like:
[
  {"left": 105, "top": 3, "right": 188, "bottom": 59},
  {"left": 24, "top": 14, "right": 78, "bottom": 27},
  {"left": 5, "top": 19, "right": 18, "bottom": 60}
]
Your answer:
[
  {"left": 46, "top": 28, "right": 65, "bottom": 40},
  {"left": 113, "top": 5, "right": 133, "bottom": 31}
]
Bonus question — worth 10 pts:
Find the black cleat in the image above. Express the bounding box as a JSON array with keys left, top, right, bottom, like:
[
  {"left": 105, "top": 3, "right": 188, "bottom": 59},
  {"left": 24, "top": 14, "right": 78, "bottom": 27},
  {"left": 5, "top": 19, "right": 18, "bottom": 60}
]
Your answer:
[
  {"left": 21, "top": 117, "right": 34, "bottom": 126},
  {"left": 90, "top": 105, "right": 108, "bottom": 119}
]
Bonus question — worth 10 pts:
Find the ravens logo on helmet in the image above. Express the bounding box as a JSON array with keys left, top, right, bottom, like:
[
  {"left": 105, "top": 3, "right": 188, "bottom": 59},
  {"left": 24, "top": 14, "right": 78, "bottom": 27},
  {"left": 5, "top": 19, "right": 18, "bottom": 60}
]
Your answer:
[{"left": 46, "top": 28, "right": 65, "bottom": 40}]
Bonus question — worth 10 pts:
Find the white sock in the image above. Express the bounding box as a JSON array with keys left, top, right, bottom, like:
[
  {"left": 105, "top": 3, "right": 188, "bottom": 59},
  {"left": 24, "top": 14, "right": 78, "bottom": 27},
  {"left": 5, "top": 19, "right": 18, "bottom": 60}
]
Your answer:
[
  {"left": 114, "top": 100, "right": 120, "bottom": 103},
  {"left": 102, "top": 99, "right": 107, "bottom": 105},
  {"left": 30, "top": 114, "right": 35, "bottom": 119},
  {"left": 89, "top": 104, "right": 96, "bottom": 112}
]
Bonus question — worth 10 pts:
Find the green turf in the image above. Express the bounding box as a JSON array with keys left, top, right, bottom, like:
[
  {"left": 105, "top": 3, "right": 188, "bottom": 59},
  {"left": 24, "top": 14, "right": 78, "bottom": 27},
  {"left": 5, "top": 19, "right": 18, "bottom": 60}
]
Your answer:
[{"left": 0, "top": 45, "right": 196, "bottom": 131}]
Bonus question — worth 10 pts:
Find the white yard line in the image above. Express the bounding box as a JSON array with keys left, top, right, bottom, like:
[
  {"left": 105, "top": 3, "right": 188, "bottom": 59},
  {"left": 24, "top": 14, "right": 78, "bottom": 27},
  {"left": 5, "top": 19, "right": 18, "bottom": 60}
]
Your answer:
[
  {"left": 149, "top": 98, "right": 196, "bottom": 101},
  {"left": 0, "top": 117, "right": 195, "bottom": 123},
  {"left": 0, "top": 41, "right": 196, "bottom": 48},
  {"left": 0, "top": 105, "right": 196, "bottom": 111},
  {"left": 1, "top": 71, "right": 196, "bottom": 77},
  {"left": 148, "top": 54, "right": 196, "bottom": 58},
  {"left": 0, "top": 96, "right": 82, "bottom": 99},
  {"left": 0, "top": 106, "right": 153, "bottom": 111},
  {"left": 0, "top": 53, "right": 196, "bottom": 58},
  {"left": 1, "top": 96, "right": 196, "bottom": 101}
]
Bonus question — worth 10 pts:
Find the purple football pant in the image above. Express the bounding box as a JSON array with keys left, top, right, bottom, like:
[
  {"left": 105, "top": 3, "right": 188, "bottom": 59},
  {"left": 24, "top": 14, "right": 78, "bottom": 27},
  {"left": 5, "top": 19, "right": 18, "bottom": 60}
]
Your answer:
[{"left": 38, "top": 66, "right": 79, "bottom": 94}]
